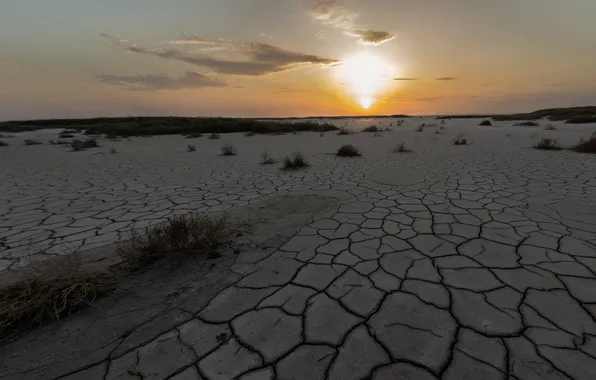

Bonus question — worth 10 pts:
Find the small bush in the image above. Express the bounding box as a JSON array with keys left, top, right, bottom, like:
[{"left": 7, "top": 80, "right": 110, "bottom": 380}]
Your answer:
[
  {"left": 82, "top": 138, "right": 98, "bottom": 148},
  {"left": 416, "top": 125, "right": 424, "bottom": 132},
  {"left": 394, "top": 142, "right": 411, "bottom": 153},
  {"left": 479, "top": 120, "right": 492, "bottom": 126},
  {"left": 337, "top": 144, "right": 362, "bottom": 157},
  {"left": 434, "top": 129, "right": 442, "bottom": 135},
  {"left": 0, "top": 252, "right": 111, "bottom": 337},
  {"left": 515, "top": 121, "right": 539, "bottom": 127},
  {"left": 24, "top": 139, "right": 42, "bottom": 146},
  {"left": 363, "top": 125, "right": 379, "bottom": 133},
  {"left": 209, "top": 133, "right": 220, "bottom": 140},
  {"left": 117, "top": 213, "right": 249, "bottom": 269},
  {"left": 453, "top": 134, "right": 469, "bottom": 145},
  {"left": 110, "top": 148, "right": 117, "bottom": 154},
  {"left": 260, "top": 151, "right": 276, "bottom": 165},
  {"left": 0, "top": 140, "right": 8, "bottom": 147},
  {"left": 544, "top": 124, "right": 556, "bottom": 130},
  {"left": 220, "top": 144, "right": 237, "bottom": 156},
  {"left": 534, "top": 138, "right": 562, "bottom": 151},
  {"left": 572, "top": 133, "right": 596, "bottom": 153},
  {"left": 282, "top": 152, "right": 309, "bottom": 170},
  {"left": 320, "top": 133, "right": 324, "bottom": 137},
  {"left": 244, "top": 131, "right": 256, "bottom": 137},
  {"left": 185, "top": 133, "right": 202, "bottom": 139},
  {"left": 337, "top": 128, "right": 351, "bottom": 135},
  {"left": 70, "top": 138, "right": 98, "bottom": 151},
  {"left": 440, "top": 125, "right": 445, "bottom": 130},
  {"left": 187, "top": 144, "right": 196, "bottom": 152}
]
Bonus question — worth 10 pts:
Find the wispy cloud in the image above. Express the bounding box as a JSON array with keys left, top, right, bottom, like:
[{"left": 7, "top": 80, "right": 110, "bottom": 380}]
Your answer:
[
  {"left": 436, "top": 77, "right": 456, "bottom": 81},
  {"left": 96, "top": 71, "right": 228, "bottom": 91},
  {"left": 310, "top": 0, "right": 394, "bottom": 46},
  {"left": 393, "top": 77, "right": 418, "bottom": 81},
  {"left": 102, "top": 33, "right": 339, "bottom": 76}
]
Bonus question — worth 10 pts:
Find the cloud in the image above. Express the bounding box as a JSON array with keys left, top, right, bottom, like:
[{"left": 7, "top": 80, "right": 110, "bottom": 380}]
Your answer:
[
  {"left": 436, "top": 77, "right": 456, "bottom": 81},
  {"left": 393, "top": 77, "right": 418, "bottom": 81},
  {"left": 310, "top": 1, "right": 394, "bottom": 46},
  {"left": 103, "top": 33, "right": 339, "bottom": 76},
  {"left": 96, "top": 71, "right": 228, "bottom": 91},
  {"left": 346, "top": 29, "right": 395, "bottom": 45}
]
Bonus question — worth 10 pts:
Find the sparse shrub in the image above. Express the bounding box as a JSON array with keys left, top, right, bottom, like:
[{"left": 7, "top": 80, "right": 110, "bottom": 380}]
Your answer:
[
  {"left": 0, "top": 251, "right": 111, "bottom": 337},
  {"left": 24, "top": 139, "right": 42, "bottom": 146},
  {"left": 453, "top": 134, "right": 469, "bottom": 145},
  {"left": 534, "top": 138, "right": 562, "bottom": 151},
  {"left": 220, "top": 144, "right": 237, "bottom": 156},
  {"left": 416, "top": 124, "right": 424, "bottom": 132},
  {"left": 337, "top": 128, "right": 351, "bottom": 135},
  {"left": 544, "top": 124, "right": 556, "bottom": 130},
  {"left": 244, "top": 131, "right": 256, "bottom": 137},
  {"left": 209, "top": 133, "right": 220, "bottom": 140},
  {"left": 337, "top": 144, "right": 362, "bottom": 157},
  {"left": 282, "top": 152, "right": 309, "bottom": 170},
  {"left": 572, "top": 132, "right": 596, "bottom": 153},
  {"left": 434, "top": 129, "right": 442, "bottom": 135},
  {"left": 70, "top": 140, "right": 84, "bottom": 151},
  {"left": 185, "top": 133, "right": 202, "bottom": 139},
  {"left": 320, "top": 132, "right": 324, "bottom": 137},
  {"left": 373, "top": 132, "right": 383, "bottom": 137},
  {"left": 0, "top": 140, "right": 8, "bottom": 147},
  {"left": 515, "top": 121, "right": 539, "bottom": 127},
  {"left": 260, "top": 151, "right": 276, "bottom": 164},
  {"left": 440, "top": 125, "right": 445, "bottom": 130},
  {"left": 117, "top": 212, "right": 249, "bottom": 269},
  {"left": 187, "top": 144, "right": 196, "bottom": 152},
  {"left": 82, "top": 138, "right": 98, "bottom": 148},
  {"left": 479, "top": 120, "right": 492, "bottom": 126},
  {"left": 363, "top": 125, "right": 379, "bottom": 132},
  {"left": 110, "top": 148, "right": 117, "bottom": 154},
  {"left": 394, "top": 142, "right": 412, "bottom": 153},
  {"left": 59, "top": 133, "right": 75, "bottom": 139}
]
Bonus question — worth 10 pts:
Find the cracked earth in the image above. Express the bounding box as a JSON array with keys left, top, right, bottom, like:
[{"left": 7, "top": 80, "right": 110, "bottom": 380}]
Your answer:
[{"left": 1, "top": 118, "right": 596, "bottom": 379}]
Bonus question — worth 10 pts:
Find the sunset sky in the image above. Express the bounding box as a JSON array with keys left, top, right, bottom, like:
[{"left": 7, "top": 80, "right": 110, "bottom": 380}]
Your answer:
[{"left": 1, "top": 0, "right": 596, "bottom": 120}]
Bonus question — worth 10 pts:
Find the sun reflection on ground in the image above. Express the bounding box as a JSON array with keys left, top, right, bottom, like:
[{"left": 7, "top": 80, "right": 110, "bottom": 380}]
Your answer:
[{"left": 336, "top": 51, "right": 395, "bottom": 110}]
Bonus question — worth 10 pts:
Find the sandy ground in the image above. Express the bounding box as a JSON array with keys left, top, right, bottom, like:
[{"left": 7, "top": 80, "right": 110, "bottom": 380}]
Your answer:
[{"left": 1, "top": 117, "right": 596, "bottom": 379}]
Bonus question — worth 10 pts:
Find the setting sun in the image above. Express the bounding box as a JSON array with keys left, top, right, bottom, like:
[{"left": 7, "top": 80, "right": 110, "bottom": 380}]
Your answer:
[{"left": 337, "top": 51, "right": 395, "bottom": 110}]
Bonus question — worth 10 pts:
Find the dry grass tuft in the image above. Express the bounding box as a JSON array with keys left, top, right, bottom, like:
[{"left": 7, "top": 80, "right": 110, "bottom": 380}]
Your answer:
[
  {"left": 479, "top": 120, "right": 492, "bottom": 126},
  {"left": 416, "top": 124, "right": 424, "bottom": 132},
  {"left": 363, "top": 125, "right": 379, "bottom": 133},
  {"left": 394, "top": 142, "right": 412, "bottom": 153},
  {"left": 0, "top": 252, "right": 110, "bottom": 337},
  {"left": 208, "top": 133, "right": 220, "bottom": 140},
  {"left": 187, "top": 144, "right": 196, "bottom": 152},
  {"left": 185, "top": 133, "right": 202, "bottom": 139},
  {"left": 453, "top": 134, "right": 470, "bottom": 145},
  {"left": 573, "top": 132, "right": 596, "bottom": 153},
  {"left": 260, "top": 151, "right": 276, "bottom": 165},
  {"left": 117, "top": 213, "right": 248, "bottom": 269},
  {"left": 24, "top": 139, "right": 42, "bottom": 146},
  {"left": 515, "top": 121, "right": 539, "bottom": 127},
  {"left": 544, "top": 124, "right": 557, "bottom": 131},
  {"left": 337, "top": 128, "right": 351, "bottom": 136},
  {"left": 282, "top": 152, "right": 309, "bottom": 170},
  {"left": 534, "top": 138, "right": 562, "bottom": 151},
  {"left": 337, "top": 144, "right": 362, "bottom": 157},
  {"left": 0, "top": 140, "right": 8, "bottom": 147},
  {"left": 220, "top": 144, "right": 237, "bottom": 156},
  {"left": 71, "top": 139, "right": 99, "bottom": 151},
  {"left": 109, "top": 148, "right": 117, "bottom": 154},
  {"left": 244, "top": 131, "right": 256, "bottom": 137}
]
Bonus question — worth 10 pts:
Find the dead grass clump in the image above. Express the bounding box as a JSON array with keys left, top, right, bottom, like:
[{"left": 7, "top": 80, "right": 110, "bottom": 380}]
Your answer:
[
  {"left": 0, "top": 252, "right": 110, "bottom": 337},
  {"left": 71, "top": 139, "right": 99, "bottom": 151},
  {"left": 24, "top": 139, "right": 42, "bottom": 146},
  {"left": 208, "top": 133, "right": 220, "bottom": 140},
  {"left": 363, "top": 125, "right": 379, "bottom": 133},
  {"left": 244, "top": 131, "right": 256, "bottom": 137},
  {"left": 572, "top": 133, "right": 596, "bottom": 153},
  {"left": 337, "top": 128, "right": 351, "bottom": 135},
  {"left": 282, "top": 152, "right": 309, "bottom": 170},
  {"left": 394, "top": 142, "right": 412, "bottom": 153},
  {"left": 534, "top": 138, "right": 562, "bottom": 151},
  {"left": 337, "top": 144, "right": 362, "bottom": 157},
  {"left": 544, "top": 124, "right": 556, "bottom": 130},
  {"left": 0, "top": 140, "right": 8, "bottom": 147},
  {"left": 185, "top": 133, "right": 202, "bottom": 139},
  {"left": 260, "top": 151, "right": 276, "bottom": 164},
  {"left": 479, "top": 120, "right": 492, "bottom": 126},
  {"left": 220, "top": 144, "right": 237, "bottom": 156},
  {"left": 187, "top": 144, "right": 196, "bottom": 152},
  {"left": 416, "top": 124, "right": 424, "bottom": 132},
  {"left": 515, "top": 121, "right": 539, "bottom": 127},
  {"left": 453, "top": 134, "right": 470, "bottom": 145},
  {"left": 117, "top": 213, "right": 247, "bottom": 269},
  {"left": 110, "top": 148, "right": 117, "bottom": 154}
]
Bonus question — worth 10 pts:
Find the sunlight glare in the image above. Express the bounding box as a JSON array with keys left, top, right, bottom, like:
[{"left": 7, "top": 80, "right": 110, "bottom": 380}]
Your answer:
[{"left": 337, "top": 51, "right": 394, "bottom": 110}]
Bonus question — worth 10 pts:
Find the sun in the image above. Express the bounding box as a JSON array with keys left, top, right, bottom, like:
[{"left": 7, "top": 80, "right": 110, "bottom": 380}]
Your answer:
[{"left": 337, "top": 51, "right": 395, "bottom": 110}]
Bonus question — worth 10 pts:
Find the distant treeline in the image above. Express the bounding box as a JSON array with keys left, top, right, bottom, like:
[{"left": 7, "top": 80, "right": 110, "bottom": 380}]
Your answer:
[{"left": 437, "top": 106, "right": 596, "bottom": 124}]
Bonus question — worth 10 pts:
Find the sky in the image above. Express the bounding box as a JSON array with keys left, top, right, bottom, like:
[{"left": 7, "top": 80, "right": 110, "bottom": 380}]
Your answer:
[{"left": 1, "top": 0, "right": 596, "bottom": 120}]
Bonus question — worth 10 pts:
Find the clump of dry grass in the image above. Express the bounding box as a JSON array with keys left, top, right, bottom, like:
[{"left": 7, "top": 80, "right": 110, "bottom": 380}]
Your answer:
[
  {"left": 260, "top": 151, "right": 276, "bottom": 164},
  {"left": 24, "top": 139, "right": 42, "bottom": 146},
  {"left": 394, "top": 142, "right": 412, "bottom": 153},
  {"left": 0, "top": 140, "right": 8, "bottom": 147},
  {"left": 109, "top": 148, "right": 117, "bottom": 154},
  {"left": 220, "top": 144, "right": 237, "bottom": 156},
  {"left": 282, "top": 152, "right": 309, "bottom": 170},
  {"left": 244, "top": 131, "right": 256, "bottom": 137},
  {"left": 117, "top": 213, "right": 248, "bottom": 269},
  {"left": 337, "top": 128, "right": 351, "bottom": 135},
  {"left": 573, "top": 133, "right": 596, "bottom": 153},
  {"left": 363, "top": 125, "right": 379, "bottom": 133},
  {"left": 187, "top": 144, "right": 196, "bottom": 152},
  {"left": 0, "top": 252, "right": 110, "bottom": 337},
  {"left": 515, "top": 121, "right": 539, "bottom": 127},
  {"left": 544, "top": 124, "right": 557, "bottom": 130},
  {"left": 453, "top": 134, "right": 470, "bottom": 145},
  {"left": 534, "top": 138, "right": 562, "bottom": 151},
  {"left": 185, "top": 133, "right": 202, "bottom": 139},
  {"left": 208, "top": 133, "right": 220, "bottom": 140},
  {"left": 71, "top": 138, "right": 99, "bottom": 151},
  {"left": 416, "top": 124, "right": 424, "bottom": 132},
  {"left": 479, "top": 120, "right": 492, "bottom": 126},
  {"left": 337, "top": 144, "right": 362, "bottom": 157}
]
